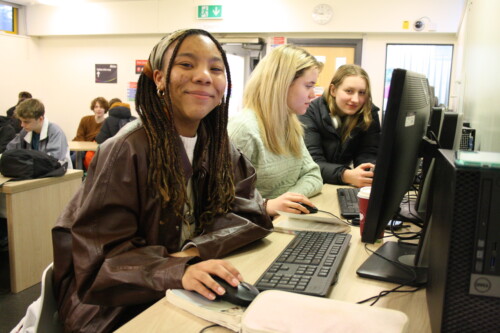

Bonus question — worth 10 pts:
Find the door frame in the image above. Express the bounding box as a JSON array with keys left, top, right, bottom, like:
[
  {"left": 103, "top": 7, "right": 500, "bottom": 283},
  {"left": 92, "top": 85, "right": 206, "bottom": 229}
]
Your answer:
[{"left": 287, "top": 38, "right": 363, "bottom": 65}]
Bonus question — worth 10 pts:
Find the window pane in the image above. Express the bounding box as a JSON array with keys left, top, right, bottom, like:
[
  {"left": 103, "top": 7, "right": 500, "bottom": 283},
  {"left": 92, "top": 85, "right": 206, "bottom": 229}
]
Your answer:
[
  {"left": 0, "top": 4, "right": 14, "bottom": 33},
  {"left": 384, "top": 44, "right": 454, "bottom": 111}
]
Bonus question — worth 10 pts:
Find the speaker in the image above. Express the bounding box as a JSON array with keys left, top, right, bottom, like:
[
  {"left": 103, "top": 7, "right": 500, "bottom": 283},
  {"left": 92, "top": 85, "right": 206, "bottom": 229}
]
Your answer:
[{"left": 426, "top": 149, "right": 500, "bottom": 332}]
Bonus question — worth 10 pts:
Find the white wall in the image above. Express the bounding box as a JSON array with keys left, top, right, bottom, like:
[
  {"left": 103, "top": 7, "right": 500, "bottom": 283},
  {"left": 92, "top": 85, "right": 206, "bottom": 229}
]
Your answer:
[
  {"left": 25, "top": 0, "right": 464, "bottom": 36},
  {"left": 1, "top": 0, "right": 463, "bottom": 141},
  {"left": 455, "top": 0, "right": 500, "bottom": 152},
  {"left": 0, "top": 34, "right": 41, "bottom": 110}
]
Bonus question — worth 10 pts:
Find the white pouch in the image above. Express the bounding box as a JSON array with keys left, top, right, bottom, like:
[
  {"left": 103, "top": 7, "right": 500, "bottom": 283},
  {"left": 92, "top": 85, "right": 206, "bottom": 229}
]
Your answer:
[{"left": 241, "top": 290, "right": 409, "bottom": 333}]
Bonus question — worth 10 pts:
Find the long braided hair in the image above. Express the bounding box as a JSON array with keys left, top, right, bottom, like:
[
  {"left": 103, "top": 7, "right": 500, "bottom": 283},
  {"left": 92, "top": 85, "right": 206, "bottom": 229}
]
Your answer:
[{"left": 136, "top": 29, "right": 234, "bottom": 227}]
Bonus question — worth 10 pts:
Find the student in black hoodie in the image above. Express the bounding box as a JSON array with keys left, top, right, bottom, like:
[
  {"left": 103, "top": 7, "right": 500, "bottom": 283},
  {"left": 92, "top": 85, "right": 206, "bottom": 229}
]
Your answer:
[
  {"left": 95, "top": 102, "right": 136, "bottom": 144},
  {"left": 299, "top": 64, "right": 381, "bottom": 187},
  {"left": 0, "top": 115, "right": 16, "bottom": 153}
]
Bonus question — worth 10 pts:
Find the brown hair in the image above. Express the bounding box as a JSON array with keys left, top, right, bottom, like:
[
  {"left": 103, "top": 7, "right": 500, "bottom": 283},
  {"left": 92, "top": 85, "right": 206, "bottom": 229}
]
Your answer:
[
  {"left": 15, "top": 98, "right": 44, "bottom": 119},
  {"left": 90, "top": 97, "right": 109, "bottom": 113},
  {"left": 108, "top": 98, "right": 122, "bottom": 109},
  {"left": 323, "top": 64, "right": 373, "bottom": 142},
  {"left": 136, "top": 29, "right": 234, "bottom": 228}
]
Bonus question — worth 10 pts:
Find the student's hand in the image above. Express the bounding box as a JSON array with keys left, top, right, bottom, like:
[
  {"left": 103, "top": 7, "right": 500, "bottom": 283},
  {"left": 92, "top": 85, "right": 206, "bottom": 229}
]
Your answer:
[
  {"left": 266, "top": 192, "right": 315, "bottom": 216},
  {"left": 342, "top": 163, "right": 375, "bottom": 188},
  {"left": 181, "top": 259, "right": 243, "bottom": 301}
]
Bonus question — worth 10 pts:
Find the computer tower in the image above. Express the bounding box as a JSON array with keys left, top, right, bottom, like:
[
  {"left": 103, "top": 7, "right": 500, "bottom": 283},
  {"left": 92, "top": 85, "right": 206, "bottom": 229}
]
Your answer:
[{"left": 426, "top": 149, "right": 500, "bottom": 332}]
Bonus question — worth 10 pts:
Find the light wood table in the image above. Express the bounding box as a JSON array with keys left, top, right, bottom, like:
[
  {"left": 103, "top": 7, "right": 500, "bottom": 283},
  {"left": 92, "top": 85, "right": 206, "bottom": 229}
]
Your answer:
[
  {"left": 1, "top": 169, "right": 83, "bottom": 293},
  {"left": 69, "top": 141, "right": 99, "bottom": 170},
  {"left": 116, "top": 184, "right": 430, "bottom": 333}
]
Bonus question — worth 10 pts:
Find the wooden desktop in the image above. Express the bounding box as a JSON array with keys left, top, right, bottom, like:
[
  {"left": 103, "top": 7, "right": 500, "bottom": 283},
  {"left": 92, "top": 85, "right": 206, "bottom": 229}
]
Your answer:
[
  {"left": 0, "top": 169, "right": 83, "bottom": 293},
  {"left": 69, "top": 141, "right": 99, "bottom": 170},
  {"left": 116, "top": 184, "right": 430, "bottom": 332}
]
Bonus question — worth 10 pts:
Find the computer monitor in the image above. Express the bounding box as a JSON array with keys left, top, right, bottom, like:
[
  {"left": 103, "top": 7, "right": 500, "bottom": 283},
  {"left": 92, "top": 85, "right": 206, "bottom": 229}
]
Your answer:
[
  {"left": 356, "top": 68, "right": 431, "bottom": 286},
  {"left": 439, "top": 111, "right": 463, "bottom": 150},
  {"left": 414, "top": 105, "right": 446, "bottom": 216}
]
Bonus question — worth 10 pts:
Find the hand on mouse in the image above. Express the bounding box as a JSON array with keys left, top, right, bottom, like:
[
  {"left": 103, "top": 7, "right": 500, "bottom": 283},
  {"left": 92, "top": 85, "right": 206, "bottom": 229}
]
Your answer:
[
  {"left": 341, "top": 163, "right": 375, "bottom": 188},
  {"left": 181, "top": 259, "right": 243, "bottom": 301},
  {"left": 266, "top": 192, "right": 316, "bottom": 216}
]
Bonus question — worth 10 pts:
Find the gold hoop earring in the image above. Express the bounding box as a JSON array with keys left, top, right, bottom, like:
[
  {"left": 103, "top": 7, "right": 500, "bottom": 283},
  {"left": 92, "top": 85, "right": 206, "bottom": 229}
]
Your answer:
[{"left": 157, "top": 88, "right": 164, "bottom": 97}]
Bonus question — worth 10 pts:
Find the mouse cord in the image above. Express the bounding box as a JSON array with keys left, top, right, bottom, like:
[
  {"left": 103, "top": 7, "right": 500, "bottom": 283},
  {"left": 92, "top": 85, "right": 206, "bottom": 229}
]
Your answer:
[
  {"left": 199, "top": 324, "right": 221, "bottom": 332},
  {"left": 317, "top": 210, "right": 351, "bottom": 225},
  {"left": 356, "top": 244, "right": 422, "bottom": 306},
  {"left": 357, "top": 283, "right": 422, "bottom": 306}
]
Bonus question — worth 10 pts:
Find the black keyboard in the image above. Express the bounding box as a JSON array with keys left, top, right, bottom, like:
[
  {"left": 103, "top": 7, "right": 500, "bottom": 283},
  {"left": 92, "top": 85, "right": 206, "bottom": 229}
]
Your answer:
[
  {"left": 254, "top": 231, "right": 351, "bottom": 297},
  {"left": 337, "top": 187, "right": 360, "bottom": 219}
]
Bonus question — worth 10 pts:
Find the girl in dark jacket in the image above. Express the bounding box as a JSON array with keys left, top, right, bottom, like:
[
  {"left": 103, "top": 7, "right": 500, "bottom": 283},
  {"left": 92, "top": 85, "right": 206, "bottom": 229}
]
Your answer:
[{"left": 299, "top": 64, "right": 381, "bottom": 187}]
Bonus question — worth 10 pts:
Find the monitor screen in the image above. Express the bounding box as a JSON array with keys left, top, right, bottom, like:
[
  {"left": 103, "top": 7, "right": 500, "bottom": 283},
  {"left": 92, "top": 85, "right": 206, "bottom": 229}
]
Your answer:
[{"left": 356, "top": 68, "right": 431, "bottom": 286}]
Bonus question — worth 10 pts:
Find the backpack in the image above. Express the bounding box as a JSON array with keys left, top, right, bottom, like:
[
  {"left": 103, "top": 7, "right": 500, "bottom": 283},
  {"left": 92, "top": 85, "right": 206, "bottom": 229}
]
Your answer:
[{"left": 0, "top": 149, "right": 67, "bottom": 180}]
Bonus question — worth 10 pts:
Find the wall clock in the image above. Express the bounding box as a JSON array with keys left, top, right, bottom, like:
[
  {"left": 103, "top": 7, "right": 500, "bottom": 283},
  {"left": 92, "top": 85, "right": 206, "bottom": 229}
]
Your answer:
[{"left": 312, "top": 4, "right": 333, "bottom": 25}]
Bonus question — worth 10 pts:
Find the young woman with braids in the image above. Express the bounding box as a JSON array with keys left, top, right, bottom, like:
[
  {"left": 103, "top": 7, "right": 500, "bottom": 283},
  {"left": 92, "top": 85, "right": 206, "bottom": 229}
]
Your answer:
[
  {"left": 299, "top": 64, "right": 381, "bottom": 187},
  {"left": 51, "top": 29, "right": 273, "bottom": 332}
]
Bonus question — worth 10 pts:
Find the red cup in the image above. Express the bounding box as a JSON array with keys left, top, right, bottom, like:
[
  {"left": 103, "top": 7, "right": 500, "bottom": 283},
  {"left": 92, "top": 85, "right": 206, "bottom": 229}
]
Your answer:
[{"left": 357, "top": 187, "right": 384, "bottom": 240}]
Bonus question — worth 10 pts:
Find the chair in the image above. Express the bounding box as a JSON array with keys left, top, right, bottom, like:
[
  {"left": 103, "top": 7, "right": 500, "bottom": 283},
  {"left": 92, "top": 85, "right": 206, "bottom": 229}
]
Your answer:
[{"left": 34, "top": 263, "right": 63, "bottom": 333}]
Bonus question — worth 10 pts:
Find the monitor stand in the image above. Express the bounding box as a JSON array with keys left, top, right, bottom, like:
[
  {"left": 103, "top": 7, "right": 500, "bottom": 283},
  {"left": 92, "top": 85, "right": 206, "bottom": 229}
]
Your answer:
[{"left": 356, "top": 241, "right": 427, "bottom": 286}]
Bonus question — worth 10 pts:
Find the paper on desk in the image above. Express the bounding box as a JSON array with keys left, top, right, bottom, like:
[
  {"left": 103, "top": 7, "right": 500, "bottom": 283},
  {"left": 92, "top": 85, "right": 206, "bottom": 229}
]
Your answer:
[
  {"left": 0, "top": 175, "right": 11, "bottom": 186},
  {"left": 165, "top": 289, "right": 244, "bottom": 332},
  {"left": 274, "top": 211, "right": 350, "bottom": 234}
]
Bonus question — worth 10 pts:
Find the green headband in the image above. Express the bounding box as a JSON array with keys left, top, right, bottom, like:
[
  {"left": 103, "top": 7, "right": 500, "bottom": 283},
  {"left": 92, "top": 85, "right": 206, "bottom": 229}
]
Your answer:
[{"left": 143, "top": 29, "right": 189, "bottom": 80}]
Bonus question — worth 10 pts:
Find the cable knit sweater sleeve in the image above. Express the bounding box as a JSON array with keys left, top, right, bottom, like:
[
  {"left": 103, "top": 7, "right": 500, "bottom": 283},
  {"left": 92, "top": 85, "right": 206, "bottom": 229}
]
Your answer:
[
  {"left": 228, "top": 110, "right": 323, "bottom": 199},
  {"left": 285, "top": 139, "right": 323, "bottom": 196}
]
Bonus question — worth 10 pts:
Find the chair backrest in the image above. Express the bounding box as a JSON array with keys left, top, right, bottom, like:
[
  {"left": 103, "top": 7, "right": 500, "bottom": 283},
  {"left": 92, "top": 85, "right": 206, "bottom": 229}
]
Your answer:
[{"left": 34, "top": 263, "right": 63, "bottom": 333}]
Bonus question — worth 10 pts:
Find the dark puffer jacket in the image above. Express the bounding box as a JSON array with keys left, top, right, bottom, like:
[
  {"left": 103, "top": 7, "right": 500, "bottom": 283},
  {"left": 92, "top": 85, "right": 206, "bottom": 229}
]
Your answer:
[
  {"left": 95, "top": 102, "right": 136, "bottom": 144},
  {"left": 299, "top": 96, "right": 381, "bottom": 184}
]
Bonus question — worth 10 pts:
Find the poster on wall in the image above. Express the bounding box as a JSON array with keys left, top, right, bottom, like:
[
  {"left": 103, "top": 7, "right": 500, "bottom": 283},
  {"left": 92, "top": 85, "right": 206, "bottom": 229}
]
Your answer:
[
  {"left": 136, "top": 60, "right": 147, "bottom": 74},
  {"left": 95, "top": 64, "right": 117, "bottom": 83},
  {"left": 127, "top": 82, "right": 137, "bottom": 101}
]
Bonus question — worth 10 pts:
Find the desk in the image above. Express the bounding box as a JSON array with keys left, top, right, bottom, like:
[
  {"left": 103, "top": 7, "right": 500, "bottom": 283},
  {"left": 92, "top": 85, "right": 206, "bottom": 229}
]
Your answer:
[
  {"left": 116, "top": 185, "right": 430, "bottom": 333},
  {"left": 69, "top": 141, "right": 99, "bottom": 170},
  {"left": 1, "top": 169, "right": 83, "bottom": 293}
]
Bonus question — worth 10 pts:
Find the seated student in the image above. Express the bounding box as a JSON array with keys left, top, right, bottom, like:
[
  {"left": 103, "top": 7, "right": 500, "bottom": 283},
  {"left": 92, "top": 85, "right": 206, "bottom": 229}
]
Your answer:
[
  {"left": 6, "top": 98, "right": 72, "bottom": 168},
  {"left": 228, "top": 45, "right": 323, "bottom": 217},
  {"left": 6, "top": 91, "right": 32, "bottom": 133},
  {"left": 299, "top": 64, "right": 381, "bottom": 188},
  {"left": 73, "top": 97, "right": 108, "bottom": 141},
  {"left": 72, "top": 97, "right": 109, "bottom": 169},
  {"left": 95, "top": 101, "right": 136, "bottom": 144},
  {"left": 51, "top": 29, "right": 273, "bottom": 332},
  {"left": 0, "top": 115, "right": 16, "bottom": 153}
]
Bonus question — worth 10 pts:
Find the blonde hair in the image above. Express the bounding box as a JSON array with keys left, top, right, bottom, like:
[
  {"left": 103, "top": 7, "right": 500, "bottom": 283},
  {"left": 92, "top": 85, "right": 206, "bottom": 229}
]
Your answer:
[
  {"left": 323, "top": 64, "right": 373, "bottom": 142},
  {"left": 243, "top": 45, "right": 323, "bottom": 157}
]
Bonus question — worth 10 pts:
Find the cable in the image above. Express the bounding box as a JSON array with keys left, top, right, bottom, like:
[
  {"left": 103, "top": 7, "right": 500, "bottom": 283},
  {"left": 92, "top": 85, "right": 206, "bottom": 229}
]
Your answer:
[
  {"left": 317, "top": 209, "right": 351, "bottom": 226},
  {"left": 199, "top": 324, "right": 221, "bottom": 332},
  {"left": 357, "top": 244, "right": 424, "bottom": 305},
  {"left": 357, "top": 284, "right": 422, "bottom": 306}
]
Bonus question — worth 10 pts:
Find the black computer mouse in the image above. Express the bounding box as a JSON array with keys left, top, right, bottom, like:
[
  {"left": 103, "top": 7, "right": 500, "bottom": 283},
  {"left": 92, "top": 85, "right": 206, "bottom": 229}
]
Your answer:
[
  {"left": 212, "top": 275, "right": 260, "bottom": 307},
  {"left": 298, "top": 202, "right": 318, "bottom": 214}
]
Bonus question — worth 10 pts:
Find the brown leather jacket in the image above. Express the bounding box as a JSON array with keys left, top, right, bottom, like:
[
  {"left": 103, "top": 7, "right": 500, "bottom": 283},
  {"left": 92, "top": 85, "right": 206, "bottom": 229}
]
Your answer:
[{"left": 52, "top": 122, "right": 273, "bottom": 332}]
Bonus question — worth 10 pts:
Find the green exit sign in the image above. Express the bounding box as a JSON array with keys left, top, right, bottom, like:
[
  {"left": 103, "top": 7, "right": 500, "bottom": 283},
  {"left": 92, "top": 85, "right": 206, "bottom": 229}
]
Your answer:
[{"left": 197, "top": 5, "right": 223, "bottom": 19}]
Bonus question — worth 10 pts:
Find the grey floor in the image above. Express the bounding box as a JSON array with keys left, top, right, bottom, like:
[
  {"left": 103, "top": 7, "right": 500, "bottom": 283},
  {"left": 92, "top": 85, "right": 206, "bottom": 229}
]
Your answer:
[{"left": 0, "top": 248, "right": 41, "bottom": 332}]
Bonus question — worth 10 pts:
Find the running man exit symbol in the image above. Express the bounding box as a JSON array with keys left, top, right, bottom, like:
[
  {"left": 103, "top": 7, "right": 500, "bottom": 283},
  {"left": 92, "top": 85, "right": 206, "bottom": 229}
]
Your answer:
[{"left": 197, "top": 5, "right": 223, "bottom": 19}]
